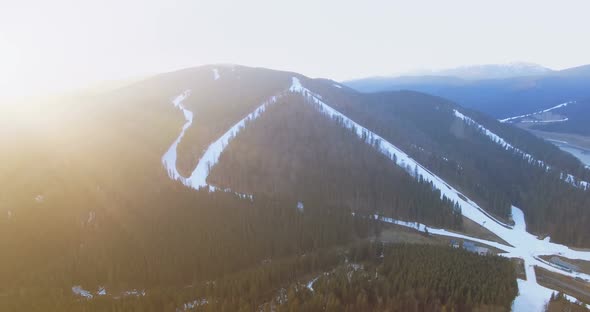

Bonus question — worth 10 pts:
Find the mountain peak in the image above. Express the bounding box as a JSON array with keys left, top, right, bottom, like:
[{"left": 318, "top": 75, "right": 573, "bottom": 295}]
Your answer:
[{"left": 409, "top": 62, "right": 553, "bottom": 80}]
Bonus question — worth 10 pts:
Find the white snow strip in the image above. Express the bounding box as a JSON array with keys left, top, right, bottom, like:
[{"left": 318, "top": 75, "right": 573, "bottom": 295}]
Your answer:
[
  {"left": 163, "top": 80, "right": 308, "bottom": 196},
  {"left": 500, "top": 101, "right": 573, "bottom": 123},
  {"left": 123, "top": 289, "right": 146, "bottom": 297},
  {"left": 161, "top": 79, "right": 590, "bottom": 309},
  {"left": 162, "top": 90, "right": 193, "bottom": 185},
  {"left": 375, "top": 215, "right": 511, "bottom": 252},
  {"left": 212, "top": 68, "right": 220, "bottom": 80},
  {"left": 287, "top": 77, "right": 590, "bottom": 310},
  {"left": 563, "top": 294, "right": 590, "bottom": 309},
  {"left": 454, "top": 109, "right": 546, "bottom": 168},
  {"left": 306, "top": 276, "right": 320, "bottom": 292},
  {"left": 97, "top": 286, "right": 107, "bottom": 296},
  {"left": 454, "top": 109, "right": 589, "bottom": 190},
  {"left": 376, "top": 210, "right": 590, "bottom": 311},
  {"left": 181, "top": 299, "right": 208, "bottom": 311},
  {"left": 333, "top": 83, "right": 342, "bottom": 89},
  {"left": 520, "top": 118, "right": 569, "bottom": 123},
  {"left": 72, "top": 285, "right": 93, "bottom": 299},
  {"left": 296, "top": 201, "right": 304, "bottom": 211},
  {"left": 186, "top": 94, "right": 281, "bottom": 189}
]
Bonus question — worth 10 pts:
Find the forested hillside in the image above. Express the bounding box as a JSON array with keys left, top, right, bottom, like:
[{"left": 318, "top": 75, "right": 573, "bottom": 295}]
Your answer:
[
  {"left": 531, "top": 99, "right": 590, "bottom": 136},
  {"left": 2, "top": 242, "right": 519, "bottom": 312},
  {"left": 2, "top": 65, "right": 589, "bottom": 311},
  {"left": 300, "top": 81, "right": 590, "bottom": 246},
  {"left": 209, "top": 93, "right": 463, "bottom": 230},
  {"left": 269, "top": 243, "right": 518, "bottom": 312},
  {"left": 344, "top": 65, "right": 590, "bottom": 120}
]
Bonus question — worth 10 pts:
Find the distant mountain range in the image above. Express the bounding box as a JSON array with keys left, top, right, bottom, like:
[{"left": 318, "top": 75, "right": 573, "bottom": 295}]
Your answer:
[
  {"left": 408, "top": 62, "right": 553, "bottom": 80},
  {"left": 345, "top": 63, "right": 590, "bottom": 124}
]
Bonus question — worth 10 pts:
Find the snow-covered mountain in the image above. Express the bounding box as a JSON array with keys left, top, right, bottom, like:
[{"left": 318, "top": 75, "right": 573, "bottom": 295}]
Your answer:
[
  {"left": 3, "top": 65, "right": 590, "bottom": 311},
  {"left": 420, "top": 62, "right": 553, "bottom": 80},
  {"left": 345, "top": 63, "right": 590, "bottom": 125}
]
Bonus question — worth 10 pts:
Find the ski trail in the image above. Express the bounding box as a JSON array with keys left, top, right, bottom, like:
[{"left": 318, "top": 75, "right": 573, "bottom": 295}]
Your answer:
[
  {"left": 162, "top": 90, "right": 192, "bottom": 185},
  {"left": 289, "top": 77, "right": 590, "bottom": 310},
  {"left": 454, "top": 109, "right": 588, "bottom": 190},
  {"left": 500, "top": 101, "right": 573, "bottom": 123},
  {"left": 163, "top": 77, "right": 590, "bottom": 309}
]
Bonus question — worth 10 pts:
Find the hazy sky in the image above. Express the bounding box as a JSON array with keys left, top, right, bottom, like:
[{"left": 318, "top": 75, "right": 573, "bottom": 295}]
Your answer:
[{"left": 1, "top": 0, "right": 590, "bottom": 97}]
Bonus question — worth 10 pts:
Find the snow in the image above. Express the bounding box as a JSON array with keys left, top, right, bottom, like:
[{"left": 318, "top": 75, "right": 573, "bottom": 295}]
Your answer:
[
  {"left": 287, "top": 77, "right": 590, "bottom": 310},
  {"left": 500, "top": 101, "right": 573, "bottom": 123},
  {"left": 296, "top": 201, "right": 304, "bottom": 211},
  {"left": 454, "top": 109, "right": 544, "bottom": 167},
  {"left": 376, "top": 207, "right": 590, "bottom": 311},
  {"left": 163, "top": 78, "right": 306, "bottom": 196},
  {"left": 97, "top": 286, "right": 107, "bottom": 296},
  {"left": 332, "top": 83, "right": 342, "bottom": 89},
  {"left": 212, "top": 68, "right": 220, "bottom": 80},
  {"left": 520, "top": 118, "right": 569, "bottom": 123},
  {"left": 306, "top": 276, "right": 320, "bottom": 292},
  {"left": 162, "top": 90, "right": 193, "bottom": 185},
  {"left": 181, "top": 299, "right": 208, "bottom": 310},
  {"left": 563, "top": 294, "right": 590, "bottom": 309},
  {"left": 87, "top": 211, "right": 95, "bottom": 223},
  {"left": 159, "top": 79, "right": 590, "bottom": 308},
  {"left": 123, "top": 289, "right": 146, "bottom": 297},
  {"left": 72, "top": 285, "right": 93, "bottom": 299},
  {"left": 454, "top": 109, "right": 589, "bottom": 190},
  {"left": 187, "top": 94, "right": 281, "bottom": 189}
]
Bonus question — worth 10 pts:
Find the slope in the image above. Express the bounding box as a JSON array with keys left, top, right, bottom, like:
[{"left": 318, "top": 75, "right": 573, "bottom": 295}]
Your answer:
[
  {"left": 345, "top": 64, "right": 590, "bottom": 121},
  {"left": 208, "top": 92, "right": 463, "bottom": 230}
]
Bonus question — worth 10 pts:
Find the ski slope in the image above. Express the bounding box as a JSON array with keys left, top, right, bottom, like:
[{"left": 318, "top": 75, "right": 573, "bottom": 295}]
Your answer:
[
  {"left": 500, "top": 101, "right": 573, "bottom": 123},
  {"left": 454, "top": 109, "right": 589, "bottom": 190},
  {"left": 162, "top": 76, "right": 590, "bottom": 310},
  {"left": 290, "top": 77, "right": 590, "bottom": 310}
]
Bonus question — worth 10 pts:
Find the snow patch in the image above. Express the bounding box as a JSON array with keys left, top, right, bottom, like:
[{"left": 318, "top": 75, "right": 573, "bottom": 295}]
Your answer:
[
  {"left": 454, "top": 109, "right": 589, "bottom": 190},
  {"left": 87, "top": 211, "right": 95, "bottom": 223},
  {"left": 97, "top": 286, "right": 107, "bottom": 296},
  {"left": 500, "top": 101, "right": 573, "bottom": 123},
  {"left": 333, "top": 83, "right": 342, "bottom": 89},
  {"left": 520, "top": 118, "right": 569, "bottom": 123},
  {"left": 186, "top": 94, "right": 281, "bottom": 189},
  {"left": 212, "top": 68, "right": 220, "bottom": 80},
  {"left": 162, "top": 90, "right": 193, "bottom": 185},
  {"left": 296, "top": 201, "right": 304, "bottom": 211},
  {"left": 287, "top": 78, "right": 590, "bottom": 310},
  {"left": 123, "top": 289, "right": 146, "bottom": 297},
  {"left": 306, "top": 276, "right": 320, "bottom": 292},
  {"left": 72, "top": 285, "right": 93, "bottom": 299},
  {"left": 181, "top": 298, "right": 208, "bottom": 311}
]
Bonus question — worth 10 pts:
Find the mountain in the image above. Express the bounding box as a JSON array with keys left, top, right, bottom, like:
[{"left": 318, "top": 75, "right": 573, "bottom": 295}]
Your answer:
[
  {"left": 411, "top": 62, "right": 553, "bottom": 80},
  {"left": 344, "top": 63, "right": 590, "bottom": 121},
  {"left": 3, "top": 65, "right": 590, "bottom": 311}
]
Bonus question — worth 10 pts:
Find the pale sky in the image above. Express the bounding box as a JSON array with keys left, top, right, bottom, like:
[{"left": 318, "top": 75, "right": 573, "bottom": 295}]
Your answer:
[{"left": 1, "top": 0, "right": 590, "bottom": 97}]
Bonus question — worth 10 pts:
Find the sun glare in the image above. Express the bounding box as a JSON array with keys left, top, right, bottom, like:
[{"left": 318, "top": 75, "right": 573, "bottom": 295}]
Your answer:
[{"left": 0, "top": 38, "right": 25, "bottom": 97}]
